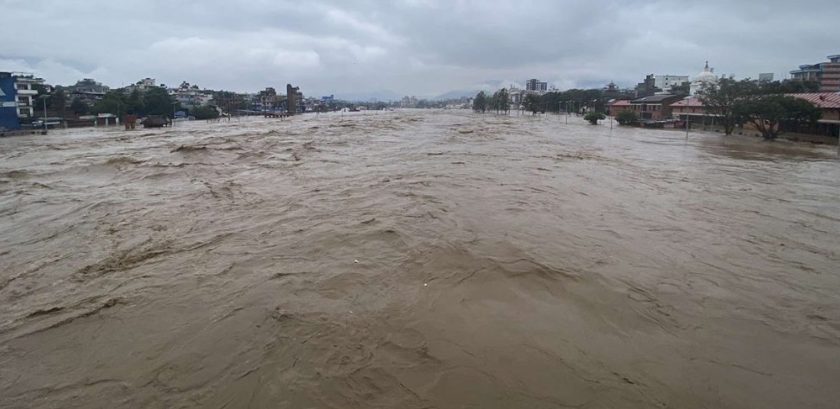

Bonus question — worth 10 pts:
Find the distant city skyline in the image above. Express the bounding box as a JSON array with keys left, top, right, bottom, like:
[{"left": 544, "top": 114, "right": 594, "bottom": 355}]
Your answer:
[{"left": 2, "top": 0, "right": 839, "bottom": 98}]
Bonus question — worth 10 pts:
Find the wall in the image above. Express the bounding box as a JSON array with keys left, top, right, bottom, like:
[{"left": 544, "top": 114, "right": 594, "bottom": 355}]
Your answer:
[{"left": 0, "top": 73, "right": 20, "bottom": 131}]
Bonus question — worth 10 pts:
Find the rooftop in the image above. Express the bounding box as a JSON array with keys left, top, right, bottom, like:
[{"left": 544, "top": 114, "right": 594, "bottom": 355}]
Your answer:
[
  {"left": 631, "top": 94, "right": 681, "bottom": 103},
  {"left": 787, "top": 93, "right": 840, "bottom": 109},
  {"left": 670, "top": 97, "right": 704, "bottom": 107}
]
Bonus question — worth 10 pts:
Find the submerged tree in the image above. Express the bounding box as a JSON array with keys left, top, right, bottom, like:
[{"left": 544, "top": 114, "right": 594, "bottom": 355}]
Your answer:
[
  {"left": 584, "top": 112, "right": 606, "bottom": 125},
  {"left": 615, "top": 110, "right": 638, "bottom": 125},
  {"left": 523, "top": 94, "right": 542, "bottom": 116}
]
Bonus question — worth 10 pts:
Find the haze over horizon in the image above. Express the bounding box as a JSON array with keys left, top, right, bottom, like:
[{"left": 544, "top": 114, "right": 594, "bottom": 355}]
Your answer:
[{"left": 2, "top": 0, "right": 839, "bottom": 99}]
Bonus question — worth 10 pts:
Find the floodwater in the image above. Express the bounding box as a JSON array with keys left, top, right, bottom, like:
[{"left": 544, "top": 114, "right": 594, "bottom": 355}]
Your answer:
[{"left": 1, "top": 110, "right": 839, "bottom": 409}]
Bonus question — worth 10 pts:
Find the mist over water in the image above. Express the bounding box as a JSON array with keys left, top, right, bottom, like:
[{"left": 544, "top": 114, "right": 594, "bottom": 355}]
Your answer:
[{"left": 1, "top": 110, "right": 839, "bottom": 408}]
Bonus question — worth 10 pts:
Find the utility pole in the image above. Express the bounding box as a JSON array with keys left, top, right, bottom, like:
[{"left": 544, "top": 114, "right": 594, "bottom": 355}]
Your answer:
[{"left": 41, "top": 95, "right": 49, "bottom": 133}]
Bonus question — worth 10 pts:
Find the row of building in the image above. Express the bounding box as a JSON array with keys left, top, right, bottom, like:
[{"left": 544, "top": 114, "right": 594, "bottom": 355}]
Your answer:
[{"left": 0, "top": 70, "right": 332, "bottom": 131}]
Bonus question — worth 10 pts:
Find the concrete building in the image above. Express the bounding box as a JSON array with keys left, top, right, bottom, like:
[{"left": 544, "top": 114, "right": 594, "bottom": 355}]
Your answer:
[
  {"left": 0, "top": 72, "right": 20, "bottom": 130},
  {"left": 526, "top": 79, "right": 548, "bottom": 93},
  {"left": 654, "top": 75, "right": 689, "bottom": 94},
  {"left": 256, "top": 87, "right": 278, "bottom": 111},
  {"left": 790, "top": 54, "right": 840, "bottom": 92},
  {"left": 67, "top": 77, "right": 109, "bottom": 109},
  {"left": 635, "top": 74, "right": 660, "bottom": 98},
  {"left": 8, "top": 72, "right": 45, "bottom": 120},
  {"left": 125, "top": 78, "right": 159, "bottom": 93},
  {"left": 286, "top": 84, "right": 303, "bottom": 114},
  {"left": 690, "top": 61, "right": 718, "bottom": 95}
]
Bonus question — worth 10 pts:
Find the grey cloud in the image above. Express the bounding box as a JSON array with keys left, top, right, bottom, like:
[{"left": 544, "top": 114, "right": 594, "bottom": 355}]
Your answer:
[{"left": 1, "top": 0, "right": 839, "bottom": 98}]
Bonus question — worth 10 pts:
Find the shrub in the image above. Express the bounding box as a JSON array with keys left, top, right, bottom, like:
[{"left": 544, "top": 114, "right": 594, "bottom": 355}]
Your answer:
[
  {"left": 615, "top": 110, "right": 638, "bottom": 125},
  {"left": 584, "top": 112, "right": 606, "bottom": 125}
]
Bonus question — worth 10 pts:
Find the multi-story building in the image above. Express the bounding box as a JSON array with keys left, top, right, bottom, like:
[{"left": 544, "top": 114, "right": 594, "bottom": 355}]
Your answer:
[
  {"left": 635, "top": 74, "right": 660, "bottom": 98},
  {"left": 286, "top": 84, "right": 303, "bottom": 114},
  {"left": 654, "top": 75, "right": 689, "bottom": 94},
  {"left": 68, "top": 77, "right": 108, "bottom": 108},
  {"left": 525, "top": 79, "right": 548, "bottom": 93},
  {"left": 125, "top": 78, "right": 159, "bottom": 93},
  {"left": 0, "top": 72, "right": 20, "bottom": 130},
  {"left": 11, "top": 72, "right": 45, "bottom": 120},
  {"left": 169, "top": 82, "right": 213, "bottom": 107},
  {"left": 629, "top": 94, "right": 684, "bottom": 121},
  {"left": 0, "top": 72, "right": 49, "bottom": 130},
  {"left": 790, "top": 55, "right": 840, "bottom": 92}
]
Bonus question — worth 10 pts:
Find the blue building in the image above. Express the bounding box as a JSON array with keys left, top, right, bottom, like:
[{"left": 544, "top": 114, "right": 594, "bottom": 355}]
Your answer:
[{"left": 0, "top": 72, "right": 20, "bottom": 131}]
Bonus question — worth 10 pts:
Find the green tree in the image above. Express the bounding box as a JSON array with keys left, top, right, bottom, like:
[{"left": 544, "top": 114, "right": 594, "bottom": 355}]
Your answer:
[
  {"left": 584, "top": 112, "right": 606, "bottom": 124},
  {"left": 52, "top": 88, "right": 66, "bottom": 116},
  {"left": 496, "top": 88, "right": 509, "bottom": 114},
  {"left": 697, "top": 78, "right": 760, "bottom": 135},
  {"left": 143, "top": 87, "right": 179, "bottom": 116},
  {"left": 615, "top": 110, "right": 638, "bottom": 125},
  {"left": 92, "top": 90, "right": 127, "bottom": 115},
  {"left": 190, "top": 105, "right": 220, "bottom": 120},
  {"left": 126, "top": 89, "right": 143, "bottom": 115},
  {"left": 473, "top": 91, "right": 487, "bottom": 113},
  {"left": 736, "top": 95, "right": 821, "bottom": 140},
  {"left": 762, "top": 79, "right": 820, "bottom": 93},
  {"left": 69, "top": 98, "right": 89, "bottom": 115},
  {"left": 523, "top": 94, "right": 542, "bottom": 115}
]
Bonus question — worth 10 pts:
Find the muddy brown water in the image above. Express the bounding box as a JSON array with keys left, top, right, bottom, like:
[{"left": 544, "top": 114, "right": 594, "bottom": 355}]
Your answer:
[{"left": 1, "top": 110, "right": 839, "bottom": 409}]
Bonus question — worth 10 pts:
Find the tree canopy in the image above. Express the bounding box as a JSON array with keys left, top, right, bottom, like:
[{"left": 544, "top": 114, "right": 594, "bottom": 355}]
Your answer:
[
  {"left": 736, "top": 95, "right": 821, "bottom": 140},
  {"left": 472, "top": 91, "right": 487, "bottom": 113},
  {"left": 699, "top": 78, "right": 822, "bottom": 139},
  {"left": 584, "top": 112, "right": 606, "bottom": 124},
  {"left": 523, "top": 94, "right": 542, "bottom": 115},
  {"left": 615, "top": 110, "right": 638, "bottom": 125}
]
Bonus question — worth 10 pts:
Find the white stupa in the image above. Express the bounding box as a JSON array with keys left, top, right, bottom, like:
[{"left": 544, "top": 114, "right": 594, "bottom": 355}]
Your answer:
[{"left": 690, "top": 61, "right": 718, "bottom": 95}]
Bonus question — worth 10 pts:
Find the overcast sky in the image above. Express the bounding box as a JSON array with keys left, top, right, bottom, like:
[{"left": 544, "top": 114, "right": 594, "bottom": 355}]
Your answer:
[{"left": 2, "top": 0, "right": 839, "bottom": 99}]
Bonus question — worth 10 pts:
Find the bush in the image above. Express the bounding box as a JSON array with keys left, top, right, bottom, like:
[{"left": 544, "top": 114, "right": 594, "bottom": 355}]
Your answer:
[
  {"left": 615, "top": 110, "right": 638, "bottom": 125},
  {"left": 584, "top": 112, "right": 606, "bottom": 124}
]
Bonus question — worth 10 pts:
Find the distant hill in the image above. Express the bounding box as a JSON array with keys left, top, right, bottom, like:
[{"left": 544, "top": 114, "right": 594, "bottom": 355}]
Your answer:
[
  {"left": 334, "top": 89, "right": 403, "bottom": 102},
  {"left": 433, "top": 79, "right": 526, "bottom": 101}
]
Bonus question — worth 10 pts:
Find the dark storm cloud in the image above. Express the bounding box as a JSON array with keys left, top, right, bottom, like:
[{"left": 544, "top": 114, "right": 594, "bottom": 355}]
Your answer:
[{"left": 1, "top": 0, "right": 838, "bottom": 97}]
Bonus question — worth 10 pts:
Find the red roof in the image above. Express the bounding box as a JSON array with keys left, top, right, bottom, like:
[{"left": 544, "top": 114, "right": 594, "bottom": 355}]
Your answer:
[
  {"left": 787, "top": 93, "right": 840, "bottom": 109},
  {"left": 610, "top": 100, "right": 631, "bottom": 107}
]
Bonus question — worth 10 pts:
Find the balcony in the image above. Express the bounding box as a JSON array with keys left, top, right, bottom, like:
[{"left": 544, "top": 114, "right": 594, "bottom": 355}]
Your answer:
[{"left": 16, "top": 88, "right": 37, "bottom": 96}]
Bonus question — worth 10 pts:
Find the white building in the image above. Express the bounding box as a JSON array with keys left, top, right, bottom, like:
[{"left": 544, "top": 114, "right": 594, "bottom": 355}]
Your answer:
[
  {"left": 654, "top": 75, "right": 689, "bottom": 93},
  {"left": 11, "top": 73, "right": 45, "bottom": 119},
  {"left": 690, "top": 61, "right": 719, "bottom": 95},
  {"left": 126, "top": 78, "right": 159, "bottom": 93}
]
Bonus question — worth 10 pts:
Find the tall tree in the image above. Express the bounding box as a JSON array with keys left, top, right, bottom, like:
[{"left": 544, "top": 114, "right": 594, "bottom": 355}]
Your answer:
[
  {"left": 126, "top": 89, "right": 143, "bottom": 115},
  {"left": 736, "top": 95, "right": 821, "bottom": 140},
  {"left": 69, "top": 98, "right": 89, "bottom": 115},
  {"left": 473, "top": 91, "right": 487, "bottom": 113},
  {"left": 697, "top": 78, "right": 760, "bottom": 135},
  {"left": 523, "top": 94, "right": 542, "bottom": 116},
  {"left": 496, "top": 88, "right": 509, "bottom": 114},
  {"left": 52, "top": 88, "right": 66, "bottom": 116},
  {"left": 92, "top": 90, "right": 127, "bottom": 115},
  {"left": 143, "top": 87, "right": 179, "bottom": 116}
]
